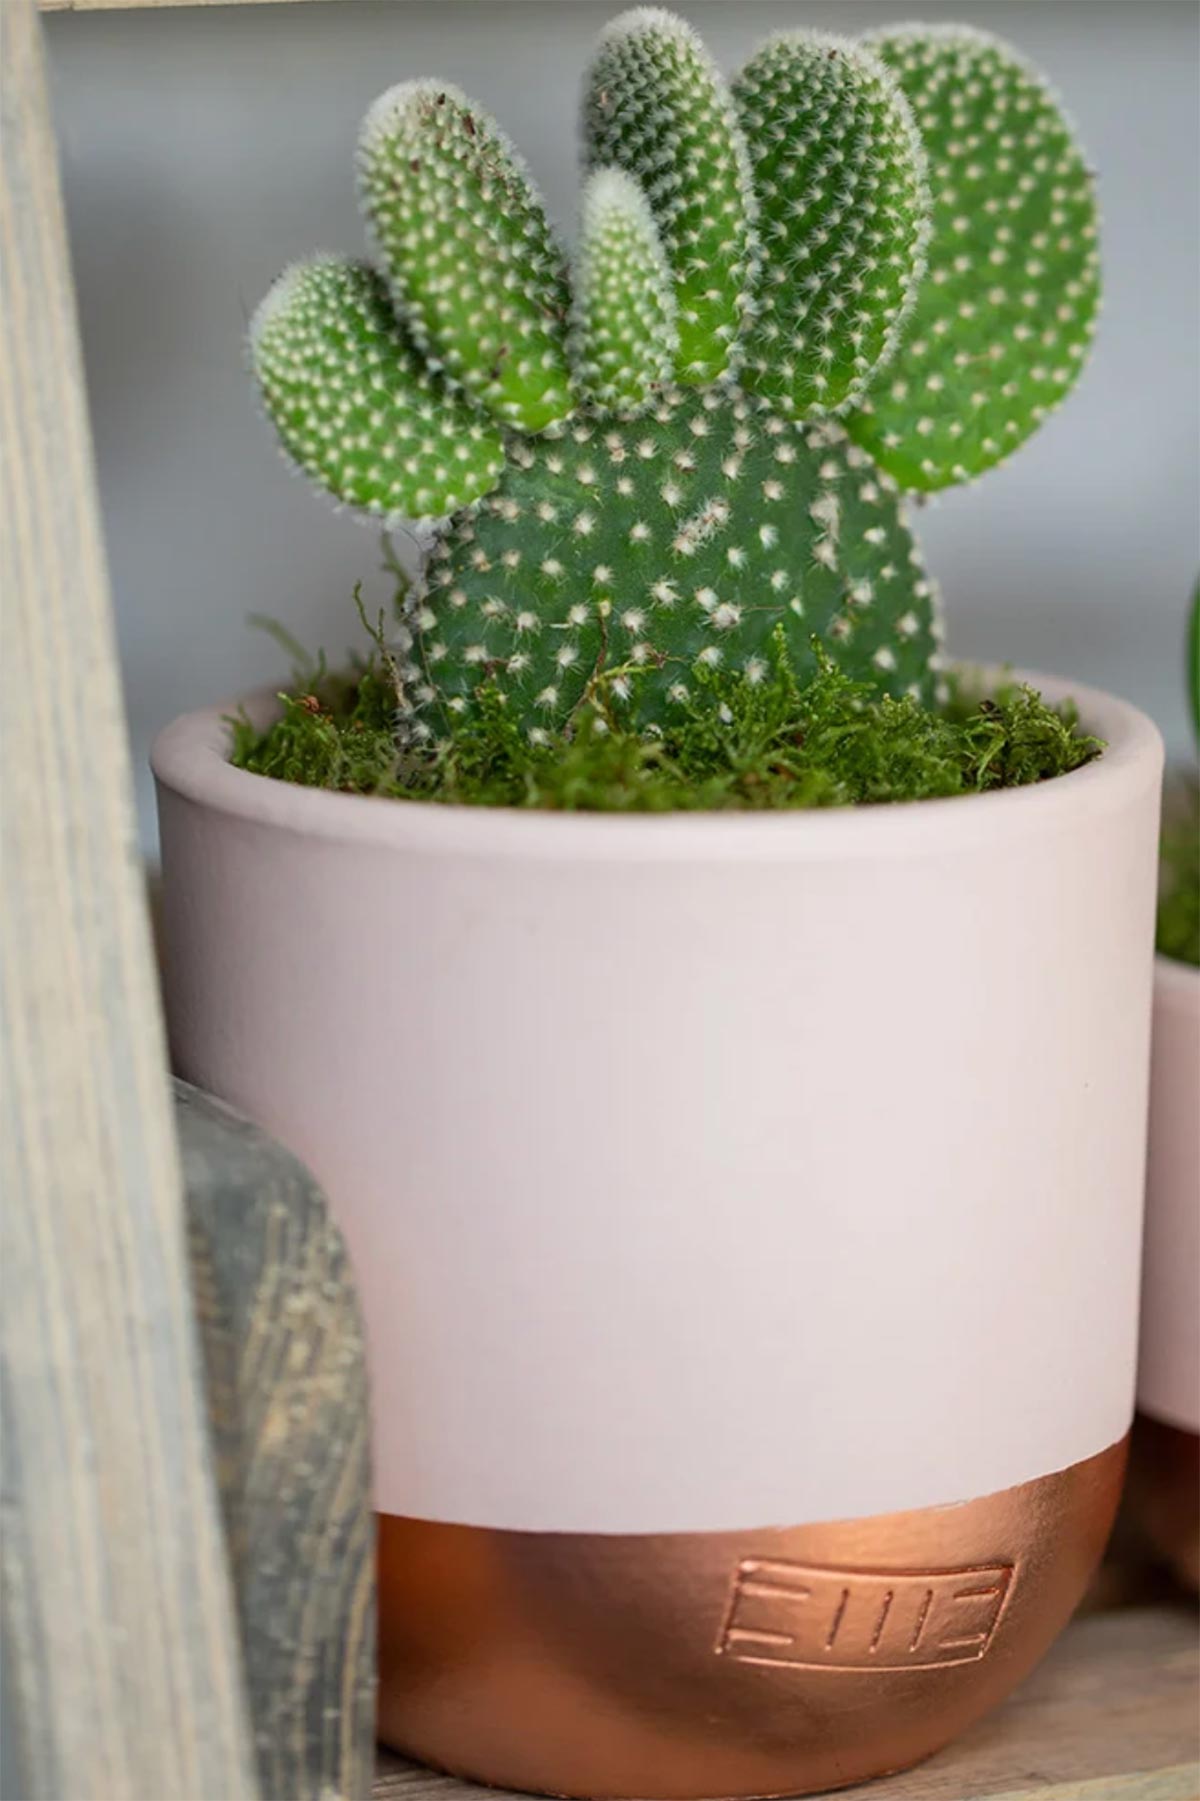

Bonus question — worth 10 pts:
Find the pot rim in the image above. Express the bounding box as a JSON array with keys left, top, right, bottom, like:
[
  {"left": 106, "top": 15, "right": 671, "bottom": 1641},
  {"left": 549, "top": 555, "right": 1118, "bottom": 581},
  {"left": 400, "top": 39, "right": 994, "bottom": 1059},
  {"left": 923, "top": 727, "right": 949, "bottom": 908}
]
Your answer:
[{"left": 151, "top": 667, "right": 1162, "bottom": 862}]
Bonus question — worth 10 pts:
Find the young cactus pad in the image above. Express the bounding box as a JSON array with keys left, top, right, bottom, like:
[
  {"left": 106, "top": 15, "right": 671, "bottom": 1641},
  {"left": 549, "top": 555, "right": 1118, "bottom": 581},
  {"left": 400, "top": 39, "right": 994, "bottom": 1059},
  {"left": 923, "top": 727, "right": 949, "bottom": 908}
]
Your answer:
[
  {"left": 248, "top": 258, "right": 505, "bottom": 522},
  {"left": 733, "top": 33, "right": 930, "bottom": 419},
  {"left": 570, "top": 168, "right": 678, "bottom": 414},
  {"left": 583, "top": 8, "right": 757, "bottom": 385},
  {"left": 358, "top": 81, "right": 574, "bottom": 433},
  {"left": 250, "top": 10, "right": 1099, "bottom": 741},
  {"left": 846, "top": 26, "right": 1100, "bottom": 490}
]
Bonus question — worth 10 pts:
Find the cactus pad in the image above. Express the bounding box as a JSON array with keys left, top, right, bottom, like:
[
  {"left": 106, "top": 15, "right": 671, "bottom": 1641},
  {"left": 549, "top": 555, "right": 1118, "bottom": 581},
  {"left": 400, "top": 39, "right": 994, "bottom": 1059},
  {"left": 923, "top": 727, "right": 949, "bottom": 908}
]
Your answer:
[
  {"left": 570, "top": 169, "right": 677, "bottom": 415},
  {"left": 407, "top": 386, "right": 939, "bottom": 739},
  {"left": 847, "top": 26, "right": 1100, "bottom": 490},
  {"left": 734, "top": 33, "right": 930, "bottom": 420},
  {"left": 583, "top": 8, "right": 757, "bottom": 385},
  {"left": 358, "top": 81, "right": 574, "bottom": 433},
  {"left": 248, "top": 257, "right": 505, "bottom": 524}
]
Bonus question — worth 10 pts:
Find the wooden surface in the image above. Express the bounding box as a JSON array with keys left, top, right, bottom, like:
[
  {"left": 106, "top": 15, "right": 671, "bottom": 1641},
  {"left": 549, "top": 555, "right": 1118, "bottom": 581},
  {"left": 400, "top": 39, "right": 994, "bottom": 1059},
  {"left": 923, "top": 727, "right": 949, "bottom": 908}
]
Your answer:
[
  {"left": 0, "top": 0, "right": 258, "bottom": 1794},
  {"left": 374, "top": 1603, "right": 1199, "bottom": 1801},
  {"left": 39, "top": 0, "right": 329, "bottom": 10},
  {"left": 176, "top": 1082, "right": 377, "bottom": 1801}
]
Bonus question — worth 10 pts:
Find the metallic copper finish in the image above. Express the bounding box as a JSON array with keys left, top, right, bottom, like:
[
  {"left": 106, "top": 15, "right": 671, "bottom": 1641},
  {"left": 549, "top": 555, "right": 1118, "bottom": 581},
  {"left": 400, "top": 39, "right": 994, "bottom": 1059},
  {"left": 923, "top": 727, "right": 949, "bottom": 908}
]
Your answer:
[
  {"left": 377, "top": 1439, "right": 1127, "bottom": 1799},
  {"left": 1125, "top": 1414, "right": 1199, "bottom": 1593}
]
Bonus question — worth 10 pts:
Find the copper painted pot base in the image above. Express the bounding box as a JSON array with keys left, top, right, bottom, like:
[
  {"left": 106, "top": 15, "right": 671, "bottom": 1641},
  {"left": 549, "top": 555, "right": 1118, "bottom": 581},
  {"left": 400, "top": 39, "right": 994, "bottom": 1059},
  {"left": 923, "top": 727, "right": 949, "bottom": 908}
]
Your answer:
[{"left": 377, "top": 1439, "right": 1126, "bottom": 1799}]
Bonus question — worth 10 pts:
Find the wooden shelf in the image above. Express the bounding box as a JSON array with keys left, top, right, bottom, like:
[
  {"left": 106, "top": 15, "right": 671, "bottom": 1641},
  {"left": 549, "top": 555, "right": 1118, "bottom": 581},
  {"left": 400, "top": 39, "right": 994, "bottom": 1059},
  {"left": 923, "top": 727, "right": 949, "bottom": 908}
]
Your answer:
[
  {"left": 38, "top": 0, "right": 326, "bottom": 11},
  {"left": 374, "top": 1603, "right": 1199, "bottom": 1801}
]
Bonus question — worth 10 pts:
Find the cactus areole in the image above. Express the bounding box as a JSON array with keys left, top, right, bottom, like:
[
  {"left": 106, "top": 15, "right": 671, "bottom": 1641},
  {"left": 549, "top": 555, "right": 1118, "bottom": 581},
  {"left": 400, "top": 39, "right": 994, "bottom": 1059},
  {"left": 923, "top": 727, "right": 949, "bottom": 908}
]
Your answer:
[{"left": 249, "top": 10, "right": 1099, "bottom": 748}]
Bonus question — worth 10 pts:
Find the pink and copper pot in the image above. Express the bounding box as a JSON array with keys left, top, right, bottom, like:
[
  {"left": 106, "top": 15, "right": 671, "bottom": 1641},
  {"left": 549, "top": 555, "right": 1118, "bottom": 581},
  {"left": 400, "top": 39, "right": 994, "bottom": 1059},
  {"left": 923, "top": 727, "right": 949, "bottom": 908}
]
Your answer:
[{"left": 153, "top": 673, "right": 1161, "bottom": 1798}]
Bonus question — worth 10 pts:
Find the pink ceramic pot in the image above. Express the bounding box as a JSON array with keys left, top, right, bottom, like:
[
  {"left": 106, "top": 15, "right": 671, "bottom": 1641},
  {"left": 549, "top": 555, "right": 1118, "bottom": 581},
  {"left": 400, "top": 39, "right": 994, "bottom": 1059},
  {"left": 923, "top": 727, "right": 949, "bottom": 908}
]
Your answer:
[
  {"left": 153, "top": 672, "right": 1161, "bottom": 1799},
  {"left": 1130, "top": 952, "right": 1200, "bottom": 1590}
]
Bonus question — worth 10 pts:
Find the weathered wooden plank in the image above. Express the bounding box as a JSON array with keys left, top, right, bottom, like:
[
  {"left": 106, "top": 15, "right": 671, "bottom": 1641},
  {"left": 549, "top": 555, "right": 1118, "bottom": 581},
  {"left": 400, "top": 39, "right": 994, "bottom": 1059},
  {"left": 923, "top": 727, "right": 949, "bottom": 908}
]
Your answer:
[
  {"left": 39, "top": 0, "right": 330, "bottom": 10},
  {"left": 0, "top": 1, "right": 259, "bottom": 1794},
  {"left": 176, "top": 1081, "right": 376, "bottom": 1801},
  {"left": 982, "top": 1774, "right": 1198, "bottom": 1801},
  {"left": 373, "top": 1606, "right": 1200, "bottom": 1801}
]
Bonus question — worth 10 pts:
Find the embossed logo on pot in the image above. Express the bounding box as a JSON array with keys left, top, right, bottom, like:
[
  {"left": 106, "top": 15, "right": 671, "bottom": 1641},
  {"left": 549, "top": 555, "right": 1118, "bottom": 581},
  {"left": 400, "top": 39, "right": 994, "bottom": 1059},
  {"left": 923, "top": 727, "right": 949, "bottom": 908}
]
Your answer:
[{"left": 717, "top": 1558, "right": 1014, "bottom": 1671}]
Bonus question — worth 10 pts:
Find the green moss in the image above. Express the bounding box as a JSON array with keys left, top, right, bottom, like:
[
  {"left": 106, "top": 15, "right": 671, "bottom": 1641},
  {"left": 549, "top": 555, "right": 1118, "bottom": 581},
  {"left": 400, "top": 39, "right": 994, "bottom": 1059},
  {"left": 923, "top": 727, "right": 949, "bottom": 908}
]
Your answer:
[
  {"left": 1156, "top": 772, "right": 1200, "bottom": 968},
  {"left": 230, "top": 596, "right": 1102, "bottom": 813}
]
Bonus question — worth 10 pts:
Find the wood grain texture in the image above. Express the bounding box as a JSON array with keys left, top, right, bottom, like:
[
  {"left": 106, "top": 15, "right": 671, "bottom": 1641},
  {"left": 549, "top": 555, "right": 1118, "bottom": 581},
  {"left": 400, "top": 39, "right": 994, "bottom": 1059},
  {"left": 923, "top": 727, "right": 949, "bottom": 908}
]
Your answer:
[
  {"left": 39, "top": 0, "right": 330, "bottom": 10},
  {"left": 175, "top": 1081, "right": 376, "bottom": 1801},
  {"left": 0, "top": 1, "right": 258, "bottom": 1794},
  {"left": 373, "top": 1605, "right": 1200, "bottom": 1801}
]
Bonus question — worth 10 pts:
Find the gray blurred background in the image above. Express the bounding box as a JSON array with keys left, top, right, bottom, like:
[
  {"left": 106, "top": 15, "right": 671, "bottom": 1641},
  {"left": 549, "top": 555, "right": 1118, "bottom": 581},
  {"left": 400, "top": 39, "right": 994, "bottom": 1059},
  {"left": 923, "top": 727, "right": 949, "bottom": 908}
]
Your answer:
[{"left": 44, "top": 0, "right": 1200, "bottom": 845}]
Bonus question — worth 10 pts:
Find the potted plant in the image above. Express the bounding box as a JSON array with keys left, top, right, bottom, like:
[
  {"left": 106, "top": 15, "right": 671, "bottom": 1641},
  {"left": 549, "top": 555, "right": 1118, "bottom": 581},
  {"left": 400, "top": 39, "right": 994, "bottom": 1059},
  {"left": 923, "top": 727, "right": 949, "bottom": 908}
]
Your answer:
[
  {"left": 1127, "top": 585, "right": 1199, "bottom": 1592},
  {"left": 153, "top": 14, "right": 1163, "bottom": 1797}
]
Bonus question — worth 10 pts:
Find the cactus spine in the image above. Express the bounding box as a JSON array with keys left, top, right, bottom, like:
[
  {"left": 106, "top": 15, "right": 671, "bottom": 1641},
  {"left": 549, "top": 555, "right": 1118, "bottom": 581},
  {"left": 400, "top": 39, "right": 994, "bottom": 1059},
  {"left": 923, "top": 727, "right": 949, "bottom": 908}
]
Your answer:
[{"left": 251, "top": 10, "right": 1099, "bottom": 743}]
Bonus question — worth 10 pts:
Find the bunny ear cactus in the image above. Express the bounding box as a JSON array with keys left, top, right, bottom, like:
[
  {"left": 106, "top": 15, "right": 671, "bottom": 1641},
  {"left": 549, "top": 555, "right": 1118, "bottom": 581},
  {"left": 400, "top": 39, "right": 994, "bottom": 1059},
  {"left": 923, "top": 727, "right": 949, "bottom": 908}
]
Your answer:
[
  {"left": 844, "top": 26, "right": 1100, "bottom": 490},
  {"left": 250, "top": 10, "right": 1100, "bottom": 744}
]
